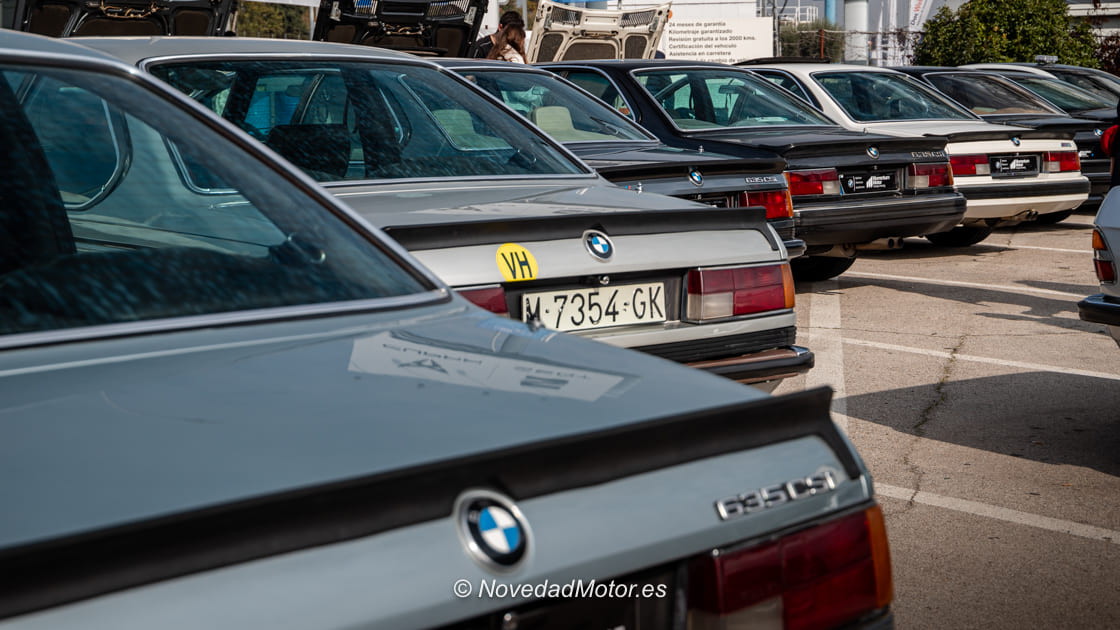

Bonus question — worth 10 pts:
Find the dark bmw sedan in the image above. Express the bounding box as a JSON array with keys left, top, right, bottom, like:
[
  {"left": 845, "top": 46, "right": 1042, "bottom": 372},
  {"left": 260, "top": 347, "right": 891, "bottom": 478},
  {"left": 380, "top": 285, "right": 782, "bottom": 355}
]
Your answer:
[
  {"left": 437, "top": 59, "right": 802, "bottom": 256},
  {"left": 538, "top": 60, "right": 968, "bottom": 281},
  {"left": 894, "top": 66, "right": 1111, "bottom": 214}
]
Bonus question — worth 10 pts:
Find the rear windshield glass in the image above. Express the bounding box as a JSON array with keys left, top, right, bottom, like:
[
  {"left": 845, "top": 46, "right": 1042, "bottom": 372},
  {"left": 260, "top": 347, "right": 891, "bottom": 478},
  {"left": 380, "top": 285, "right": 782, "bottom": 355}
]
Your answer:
[
  {"left": 1009, "top": 75, "right": 1113, "bottom": 113},
  {"left": 462, "top": 68, "right": 652, "bottom": 143},
  {"left": 812, "top": 71, "right": 976, "bottom": 122},
  {"left": 632, "top": 67, "right": 837, "bottom": 130},
  {"left": 149, "top": 60, "right": 587, "bottom": 181},
  {"left": 925, "top": 73, "right": 1061, "bottom": 116},
  {"left": 0, "top": 65, "right": 431, "bottom": 336}
]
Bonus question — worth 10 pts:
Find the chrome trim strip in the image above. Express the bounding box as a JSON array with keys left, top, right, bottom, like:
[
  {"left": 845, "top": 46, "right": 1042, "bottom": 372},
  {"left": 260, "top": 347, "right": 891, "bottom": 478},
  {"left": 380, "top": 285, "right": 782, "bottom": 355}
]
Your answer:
[{"left": 0, "top": 290, "right": 451, "bottom": 353}]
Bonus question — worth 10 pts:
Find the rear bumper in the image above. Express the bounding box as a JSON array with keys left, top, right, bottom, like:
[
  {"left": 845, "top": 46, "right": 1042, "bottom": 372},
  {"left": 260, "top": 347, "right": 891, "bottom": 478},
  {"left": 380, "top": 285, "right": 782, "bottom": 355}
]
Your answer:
[
  {"left": 636, "top": 326, "right": 814, "bottom": 386},
  {"left": 1079, "top": 293, "right": 1120, "bottom": 327},
  {"left": 687, "top": 345, "right": 814, "bottom": 389},
  {"left": 794, "top": 192, "right": 967, "bottom": 246},
  {"left": 957, "top": 178, "right": 1090, "bottom": 219}
]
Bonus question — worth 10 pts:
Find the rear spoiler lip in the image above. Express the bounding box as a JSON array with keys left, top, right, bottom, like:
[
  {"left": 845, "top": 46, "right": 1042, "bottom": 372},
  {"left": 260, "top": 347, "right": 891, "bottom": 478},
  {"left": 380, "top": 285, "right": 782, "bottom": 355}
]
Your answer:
[
  {"left": 383, "top": 206, "right": 779, "bottom": 251},
  {"left": 0, "top": 387, "right": 852, "bottom": 620}
]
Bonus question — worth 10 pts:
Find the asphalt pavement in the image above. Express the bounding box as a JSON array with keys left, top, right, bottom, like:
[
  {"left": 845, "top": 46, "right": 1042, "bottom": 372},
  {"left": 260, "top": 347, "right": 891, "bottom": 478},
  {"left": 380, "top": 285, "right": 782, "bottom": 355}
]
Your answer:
[{"left": 774, "top": 208, "right": 1120, "bottom": 630}]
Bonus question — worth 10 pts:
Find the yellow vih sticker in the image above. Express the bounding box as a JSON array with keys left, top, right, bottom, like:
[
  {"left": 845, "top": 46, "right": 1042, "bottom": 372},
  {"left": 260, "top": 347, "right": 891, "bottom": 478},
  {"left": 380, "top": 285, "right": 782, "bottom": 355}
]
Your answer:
[{"left": 495, "top": 243, "right": 538, "bottom": 282}]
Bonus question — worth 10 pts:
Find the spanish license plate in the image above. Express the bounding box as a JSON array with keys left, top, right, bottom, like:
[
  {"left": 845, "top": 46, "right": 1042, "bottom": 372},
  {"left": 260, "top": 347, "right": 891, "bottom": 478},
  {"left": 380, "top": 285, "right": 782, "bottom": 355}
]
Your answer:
[
  {"left": 521, "top": 283, "right": 666, "bottom": 332},
  {"left": 840, "top": 170, "right": 898, "bottom": 193},
  {"left": 990, "top": 155, "right": 1039, "bottom": 177}
]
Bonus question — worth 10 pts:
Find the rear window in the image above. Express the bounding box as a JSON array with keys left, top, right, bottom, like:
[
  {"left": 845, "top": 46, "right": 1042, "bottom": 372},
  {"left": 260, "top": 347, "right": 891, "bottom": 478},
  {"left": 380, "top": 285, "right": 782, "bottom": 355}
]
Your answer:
[
  {"left": 149, "top": 60, "right": 587, "bottom": 181},
  {"left": 633, "top": 68, "right": 836, "bottom": 129},
  {"left": 0, "top": 65, "right": 432, "bottom": 336},
  {"left": 812, "top": 71, "right": 976, "bottom": 122},
  {"left": 925, "top": 73, "right": 1061, "bottom": 116},
  {"left": 464, "top": 69, "right": 652, "bottom": 142}
]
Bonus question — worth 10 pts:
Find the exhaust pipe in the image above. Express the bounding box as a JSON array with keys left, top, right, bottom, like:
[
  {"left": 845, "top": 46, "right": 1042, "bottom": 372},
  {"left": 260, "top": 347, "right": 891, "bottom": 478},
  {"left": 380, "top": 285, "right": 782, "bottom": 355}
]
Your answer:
[{"left": 856, "top": 237, "right": 905, "bottom": 251}]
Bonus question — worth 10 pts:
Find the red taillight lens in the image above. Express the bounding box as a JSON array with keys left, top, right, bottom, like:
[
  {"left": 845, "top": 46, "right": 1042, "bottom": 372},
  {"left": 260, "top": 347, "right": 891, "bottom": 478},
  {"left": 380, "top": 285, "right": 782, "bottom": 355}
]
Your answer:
[
  {"left": 687, "top": 264, "right": 794, "bottom": 320},
  {"left": 1093, "top": 229, "right": 1116, "bottom": 282},
  {"left": 457, "top": 286, "right": 508, "bottom": 314},
  {"left": 689, "top": 506, "right": 894, "bottom": 630},
  {"left": 1096, "top": 259, "right": 1116, "bottom": 283},
  {"left": 785, "top": 169, "right": 842, "bottom": 196},
  {"left": 740, "top": 189, "right": 795, "bottom": 219},
  {"left": 907, "top": 162, "right": 953, "bottom": 188},
  {"left": 949, "top": 154, "right": 990, "bottom": 176},
  {"left": 1044, "top": 151, "right": 1080, "bottom": 173}
]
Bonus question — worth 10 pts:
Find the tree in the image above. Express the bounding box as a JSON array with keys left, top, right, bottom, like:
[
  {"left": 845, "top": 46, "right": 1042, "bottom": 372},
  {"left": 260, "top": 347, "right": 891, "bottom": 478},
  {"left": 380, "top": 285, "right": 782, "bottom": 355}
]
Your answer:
[
  {"left": 914, "top": 0, "right": 1097, "bottom": 68},
  {"left": 779, "top": 19, "right": 845, "bottom": 62},
  {"left": 237, "top": 1, "right": 309, "bottom": 39}
]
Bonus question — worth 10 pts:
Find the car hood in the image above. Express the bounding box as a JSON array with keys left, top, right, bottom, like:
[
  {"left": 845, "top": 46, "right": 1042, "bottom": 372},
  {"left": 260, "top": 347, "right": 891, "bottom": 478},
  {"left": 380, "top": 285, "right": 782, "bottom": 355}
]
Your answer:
[
  {"left": 310, "top": 0, "right": 487, "bottom": 57},
  {"left": 7, "top": 0, "right": 236, "bottom": 36},
  {"left": 0, "top": 304, "right": 786, "bottom": 551},
  {"left": 525, "top": 0, "right": 670, "bottom": 62}
]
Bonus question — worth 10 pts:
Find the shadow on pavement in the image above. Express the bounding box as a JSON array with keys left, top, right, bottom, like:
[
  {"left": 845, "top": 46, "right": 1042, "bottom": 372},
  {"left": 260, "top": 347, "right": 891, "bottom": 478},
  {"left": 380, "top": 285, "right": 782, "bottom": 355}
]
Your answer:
[
  {"left": 842, "top": 372, "right": 1120, "bottom": 477},
  {"left": 833, "top": 273, "right": 1099, "bottom": 335}
]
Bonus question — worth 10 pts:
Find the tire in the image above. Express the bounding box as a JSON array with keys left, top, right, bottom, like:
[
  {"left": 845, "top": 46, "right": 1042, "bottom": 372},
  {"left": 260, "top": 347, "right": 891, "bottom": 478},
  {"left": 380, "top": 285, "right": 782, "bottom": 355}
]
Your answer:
[
  {"left": 1032, "top": 209, "right": 1074, "bottom": 225},
  {"left": 925, "top": 225, "right": 994, "bottom": 247},
  {"left": 790, "top": 256, "right": 857, "bottom": 282}
]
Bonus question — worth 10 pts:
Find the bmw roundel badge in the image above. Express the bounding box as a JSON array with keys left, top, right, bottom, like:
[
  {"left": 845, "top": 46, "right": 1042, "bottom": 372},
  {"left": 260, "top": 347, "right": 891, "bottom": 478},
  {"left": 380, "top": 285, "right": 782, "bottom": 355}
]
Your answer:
[
  {"left": 583, "top": 229, "right": 614, "bottom": 262},
  {"left": 455, "top": 489, "right": 530, "bottom": 571},
  {"left": 1012, "top": 137, "right": 1021, "bottom": 146},
  {"left": 1096, "top": 128, "right": 1104, "bottom": 136},
  {"left": 867, "top": 146, "right": 879, "bottom": 159},
  {"left": 689, "top": 169, "right": 704, "bottom": 186}
]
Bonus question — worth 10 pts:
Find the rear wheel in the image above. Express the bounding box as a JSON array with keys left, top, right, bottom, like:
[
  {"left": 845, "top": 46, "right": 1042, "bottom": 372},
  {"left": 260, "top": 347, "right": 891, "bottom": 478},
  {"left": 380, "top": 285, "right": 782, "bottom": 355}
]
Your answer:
[
  {"left": 1032, "top": 209, "right": 1074, "bottom": 225},
  {"left": 925, "top": 225, "right": 994, "bottom": 247},
  {"left": 790, "top": 256, "right": 856, "bottom": 282}
]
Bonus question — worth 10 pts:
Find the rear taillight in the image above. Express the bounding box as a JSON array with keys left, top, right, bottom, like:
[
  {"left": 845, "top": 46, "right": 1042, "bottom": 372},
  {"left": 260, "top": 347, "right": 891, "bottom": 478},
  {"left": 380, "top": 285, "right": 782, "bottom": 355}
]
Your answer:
[
  {"left": 740, "top": 189, "right": 795, "bottom": 220},
  {"left": 688, "top": 505, "right": 894, "bottom": 630},
  {"left": 457, "top": 285, "right": 509, "bottom": 315},
  {"left": 907, "top": 162, "right": 953, "bottom": 188},
  {"left": 949, "top": 154, "right": 990, "bottom": 176},
  {"left": 686, "top": 264, "right": 794, "bottom": 321},
  {"left": 785, "top": 169, "right": 842, "bottom": 196},
  {"left": 1044, "top": 151, "right": 1080, "bottom": 173},
  {"left": 1093, "top": 229, "right": 1116, "bottom": 283}
]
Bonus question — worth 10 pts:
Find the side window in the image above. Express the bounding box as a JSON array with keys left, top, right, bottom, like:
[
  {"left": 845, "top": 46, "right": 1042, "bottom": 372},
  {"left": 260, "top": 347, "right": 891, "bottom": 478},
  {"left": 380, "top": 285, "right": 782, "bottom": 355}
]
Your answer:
[
  {"left": 20, "top": 76, "right": 123, "bottom": 210},
  {"left": 562, "top": 70, "right": 634, "bottom": 118},
  {"left": 0, "top": 66, "right": 427, "bottom": 336}
]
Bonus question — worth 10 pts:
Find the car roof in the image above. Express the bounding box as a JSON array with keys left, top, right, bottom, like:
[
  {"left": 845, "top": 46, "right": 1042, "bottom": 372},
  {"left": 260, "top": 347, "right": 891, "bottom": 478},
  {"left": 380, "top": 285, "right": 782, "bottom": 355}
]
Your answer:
[
  {"left": 71, "top": 36, "right": 419, "bottom": 66},
  {"left": 538, "top": 58, "right": 746, "bottom": 71},
  {"left": 436, "top": 58, "right": 556, "bottom": 74},
  {"left": 0, "top": 28, "right": 123, "bottom": 63},
  {"left": 960, "top": 63, "right": 1057, "bottom": 77}
]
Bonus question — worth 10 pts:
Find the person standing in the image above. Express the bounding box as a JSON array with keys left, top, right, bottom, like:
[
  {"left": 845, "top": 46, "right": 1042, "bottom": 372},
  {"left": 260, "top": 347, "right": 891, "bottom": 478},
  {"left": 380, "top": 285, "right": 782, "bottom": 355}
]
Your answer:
[
  {"left": 486, "top": 22, "right": 526, "bottom": 63},
  {"left": 467, "top": 10, "right": 523, "bottom": 59}
]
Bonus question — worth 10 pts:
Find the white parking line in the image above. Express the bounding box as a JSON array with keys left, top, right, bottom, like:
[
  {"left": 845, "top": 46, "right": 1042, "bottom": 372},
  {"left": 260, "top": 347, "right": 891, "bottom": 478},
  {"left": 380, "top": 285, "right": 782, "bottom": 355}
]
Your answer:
[
  {"left": 844, "top": 272, "right": 1085, "bottom": 300},
  {"left": 842, "top": 338, "right": 1120, "bottom": 381},
  {"left": 1004, "top": 244, "right": 1091, "bottom": 255},
  {"left": 805, "top": 280, "right": 850, "bottom": 433},
  {"left": 877, "top": 483, "right": 1120, "bottom": 544}
]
